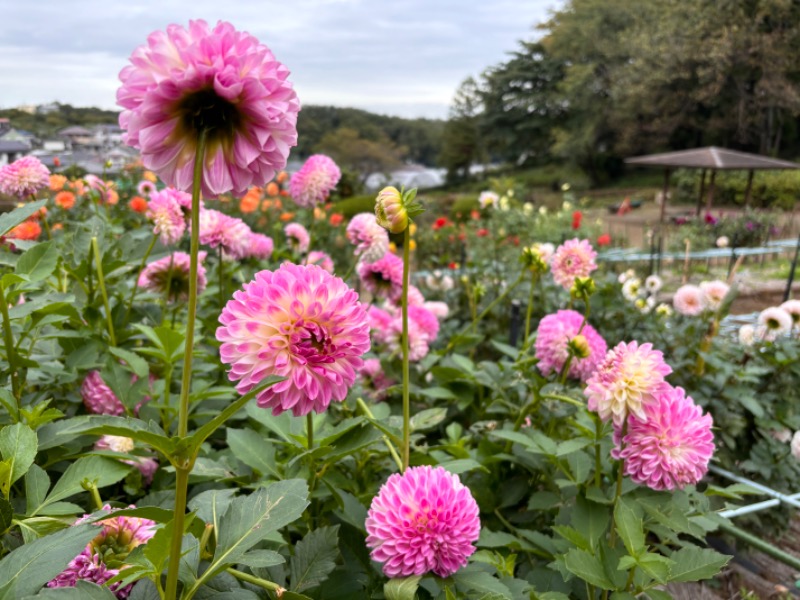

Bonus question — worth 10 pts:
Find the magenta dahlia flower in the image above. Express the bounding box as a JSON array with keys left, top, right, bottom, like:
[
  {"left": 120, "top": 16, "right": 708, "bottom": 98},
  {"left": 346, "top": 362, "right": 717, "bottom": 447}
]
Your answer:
[
  {"left": 535, "top": 310, "right": 607, "bottom": 382},
  {"left": 284, "top": 222, "right": 310, "bottom": 253},
  {"left": 217, "top": 263, "right": 370, "bottom": 416},
  {"left": 289, "top": 154, "right": 341, "bottom": 208},
  {"left": 117, "top": 20, "right": 299, "bottom": 197},
  {"left": 248, "top": 233, "right": 274, "bottom": 260},
  {"left": 346, "top": 213, "right": 389, "bottom": 263},
  {"left": 48, "top": 505, "right": 156, "bottom": 598},
  {"left": 366, "top": 465, "right": 480, "bottom": 578},
  {"left": 613, "top": 386, "right": 714, "bottom": 491},
  {"left": 198, "top": 208, "right": 252, "bottom": 259},
  {"left": 673, "top": 284, "right": 706, "bottom": 316},
  {"left": 550, "top": 238, "right": 598, "bottom": 289},
  {"left": 146, "top": 188, "right": 187, "bottom": 245},
  {"left": 81, "top": 371, "right": 126, "bottom": 416},
  {"left": 0, "top": 156, "right": 50, "bottom": 198},
  {"left": 358, "top": 253, "right": 404, "bottom": 301},
  {"left": 138, "top": 251, "right": 208, "bottom": 302},
  {"left": 94, "top": 435, "right": 158, "bottom": 485},
  {"left": 368, "top": 305, "right": 437, "bottom": 361},
  {"left": 306, "top": 250, "right": 334, "bottom": 273},
  {"left": 586, "top": 341, "right": 672, "bottom": 425}
]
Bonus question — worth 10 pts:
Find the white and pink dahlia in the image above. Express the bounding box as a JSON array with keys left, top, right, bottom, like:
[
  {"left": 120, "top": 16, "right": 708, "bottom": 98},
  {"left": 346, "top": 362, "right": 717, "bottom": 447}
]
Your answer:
[
  {"left": 585, "top": 341, "right": 672, "bottom": 425},
  {"left": 136, "top": 180, "right": 157, "bottom": 196},
  {"left": 758, "top": 306, "right": 793, "bottom": 341},
  {"left": 700, "top": 280, "right": 730, "bottom": 311},
  {"left": 673, "top": 284, "right": 706, "bottom": 316},
  {"left": 0, "top": 156, "right": 50, "bottom": 198},
  {"left": 613, "top": 386, "right": 714, "bottom": 491},
  {"left": 198, "top": 208, "right": 252, "bottom": 259},
  {"left": 358, "top": 253, "right": 404, "bottom": 301},
  {"left": 94, "top": 435, "right": 158, "bottom": 485},
  {"left": 217, "top": 263, "right": 370, "bottom": 416},
  {"left": 117, "top": 20, "right": 299, "bottom": 197},
  {"left": 550, "top": 238, "right": 598, "bottom": 290},
  {"left": 289, "top": 154, "right": 341, "bottom": 208},
  {"left": 146, "top": 188, "right": 187, "bottom": 245},
  {"left": 780, "top": 299, "right": 800, "bottom": 326},
  {"left": 534, "top": 310, "right": 607, "bottom": 382},
  {"left": 306, "top": 250, "right": 334, "bottom": 273},
  {"left": 366, "top": 465, "right": 480, "bottom": 578},
  {"left": 346, "top": 213, "right": 389, "bottom": 263},
  {"left": 248, "top": 233, "right": 274, "bottom": 260},
  {"left": 138, "top": 251, "right": 208, "bottom": 302},
  {"left": 284, "top": 222, "right": 310, "bottom": 254}
]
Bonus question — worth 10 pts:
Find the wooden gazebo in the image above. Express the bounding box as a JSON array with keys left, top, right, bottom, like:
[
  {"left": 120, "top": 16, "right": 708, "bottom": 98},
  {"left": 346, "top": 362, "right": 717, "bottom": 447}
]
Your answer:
[{"left": 624, "top": 147, "right": 800, "bottom": 223}]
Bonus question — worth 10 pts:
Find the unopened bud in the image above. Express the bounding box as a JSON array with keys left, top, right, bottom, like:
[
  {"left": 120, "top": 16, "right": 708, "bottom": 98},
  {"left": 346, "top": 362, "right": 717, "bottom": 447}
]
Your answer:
[
  {"left": 375, "top": 186, "right": 424, "bottom": 234},
  {"left": 570, "top": 276, "right": 596, "bottom": 299},
  {"left": 520, "top": 246, "right": 548, "bottom": 274},
  {"left": 568, "top": 334, "right": 591, "bottom": 359}
]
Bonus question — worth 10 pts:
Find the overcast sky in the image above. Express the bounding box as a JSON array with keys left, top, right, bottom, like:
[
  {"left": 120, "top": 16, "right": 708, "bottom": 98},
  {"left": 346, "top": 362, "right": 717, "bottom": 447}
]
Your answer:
[{"left": 0, "top": 0, "right": 559, "bottom": 119}]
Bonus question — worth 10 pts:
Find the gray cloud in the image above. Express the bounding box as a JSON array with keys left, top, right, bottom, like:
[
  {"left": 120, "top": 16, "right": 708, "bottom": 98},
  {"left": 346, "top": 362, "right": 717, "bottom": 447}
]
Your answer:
[{"left": 0, "top": 0, "right": 559, "bottom": 118}]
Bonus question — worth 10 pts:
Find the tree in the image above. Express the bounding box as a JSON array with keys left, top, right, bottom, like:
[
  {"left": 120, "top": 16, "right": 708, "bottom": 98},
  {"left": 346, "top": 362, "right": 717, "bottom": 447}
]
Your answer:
[
  {"left": 315, "top": 127, "right": 404, "bottom": 181},
  {"left": 439, "top": 77, "right": 485, "bottom": 183}
]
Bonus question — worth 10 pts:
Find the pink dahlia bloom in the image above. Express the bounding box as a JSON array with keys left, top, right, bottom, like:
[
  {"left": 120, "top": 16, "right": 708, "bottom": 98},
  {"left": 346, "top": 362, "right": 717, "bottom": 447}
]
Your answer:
[
  {"left": 405, "top": 285, "right": 426, "bottom": 307},
  {"left": 535, "top": 310, "right": 607, "bottom": 382},
  {"left": 49, "top": 505, "right": 156, "bottom": 598},
  {"left": 360, "top": 358, "right": 394, "bottom": 400},
  {"left": 117, "top": 20, "right": 299, "bottom": 197},
  {"left": 146, "top": 188, "right": 187, "bottom": 245},
  {"left": 368, "top": 306, "right": 394, "bottom": 345},
  {"left": 346, "top": 213, "right": 389, "bottom": 263},
  {"left": 198, "top": 208, "right": 252, "bottom": 259},
  {"left": 248, "top": 233, "right": 274, "bottom": 260},
  {"left": 284, "top": 222, "right": 310, "bottom": 253},
  {"left": 550, "top": 238, "right": 598, "bottom": 289},
  {"left": 81, "top": 371, "right": 126, "bottom": 416},
  {"left": 358, "top": 253, "right": 404, "bottom": 301},
  {"left": 673, "top": 284, "right": 706, "bottom": 316},
  {"left": 0, "top": 156, "right": 50, "bottom": 198},
  {"left": 424, "top": 301, "right": 449, "bottom": 320},
  {"left": 409, "top": 304, "right": 440, "bottom": 342},
  {"left": 217, "top": 263, "right": 370, "bottom": 416},
  {"left": 138, "top": 251, "right": 208, "bottom": 302},
  {"left": 369, "top": 305, "right": 438, "bottom": 362},
  {"left": 306, "top": 250, "right": 334, "bottom": 273},
  {"left": 585, "top": 341, "right": 673, "bottom": 426},
  {"left": 289, "top": 154, "right": 341, "bottom": 208},
  {"left": 366, "top": 465, "right": 480, "bottom": 578},
  {"left": 137, "top": 180, "right": 157, "bottom": 196},
  {"left": 613, "top": 386, "right": 714, "bottom": 491},
  {"left": 700, "top": 280, "right": 730, "bottom": 311},
  {"left": 94, "top": 435, "right": 158, "bottom": 485}
]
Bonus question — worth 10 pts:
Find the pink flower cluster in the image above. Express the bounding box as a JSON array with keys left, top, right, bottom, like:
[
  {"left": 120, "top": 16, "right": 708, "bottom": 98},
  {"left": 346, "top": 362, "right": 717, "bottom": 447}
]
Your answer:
[
  {"left": 217, "top": 263, "right": 370, "bottom": 416},
  {"left": 368, "top": 303, "right": 440, "bottom": 362},
  {"left": 289, "top": 154, "right": 341, "bottom": 208},
  {"left": 534, "top": 310, "right": 607, "bottom": 382},
  {"left": 199, "top": 208, "right": 252, "bottom": 260},
  {"left": 146, "top": 188, "right": 188, "bottom": 245},
  {"left": 358, "top": 252, "right": 404, "bottom": 302},
  {"left": 346, "top": 213, "right": 389, "bottom": 263},
  {"left": 80, "top": 371, "right": 128, "bottom": 416},
  {"left": 550, "top": 238, "right": 597, "bottom": 290},
  {"left": 138, "top": 251, "right": 208, "bottom": 302},
  {"left": 673, "top": 280, "right": 730, "bottom": 315},
  {"left": 0, "top": 156, "right": 50, "bottom": 198},
  {"left": 366, "top": 466, "right": 480, "bottom": 578}
]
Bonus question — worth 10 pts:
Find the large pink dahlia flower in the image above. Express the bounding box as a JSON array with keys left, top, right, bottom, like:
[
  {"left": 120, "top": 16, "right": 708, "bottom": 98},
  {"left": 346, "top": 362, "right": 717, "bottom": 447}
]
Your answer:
[
  {"left": 217, "top": 263, "right": 370, "bottom": 416},
  {"left": 550, "top": 238, "right": 598, "bottom": 290},
  {"left": 346, "top": 213, "right": 389, "bottom": 263},
  {"left": 366, "top": 465, "right": 480, "bottom": 578},
  {"left": 289, "top": 154, "right": 341, "bottom": 208},
  {"left": 117, "top": 20, "right": 299, "bottom": 198},
  {"left": 0, "top": 156, "right": 50, "bottom": 198},
  {"left": 585, "top": 341, "right": 672, "bottom": 425},
  {"left": 535, "top": 310, "right": 607, "bottom": 382},
  {"left": 613, "top": 386, "right": 714, "bottom": 491},
  {"left": 248, "top": 232, "right": 274, "bottom": 260},
  {"left": 198, "top": 208, "right": 252, "bottom": 259}
]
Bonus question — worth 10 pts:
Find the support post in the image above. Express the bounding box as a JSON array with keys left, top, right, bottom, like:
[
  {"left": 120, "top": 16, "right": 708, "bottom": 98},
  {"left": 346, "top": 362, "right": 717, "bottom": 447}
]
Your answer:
[
  {"left": 659, "top": 168, "right": 671, "bottom": 225},
  {"left": 784, "top": 230, "right": 800, "bottom": 302},
  {"left": 744, "top": 169, "right": 754, "bottom": 207},
  {"left": 705, "top": 170, "right": 717, "bottom": 213},
  {"left": 696, "top": 169, "right": 707, "bottom": 216}
]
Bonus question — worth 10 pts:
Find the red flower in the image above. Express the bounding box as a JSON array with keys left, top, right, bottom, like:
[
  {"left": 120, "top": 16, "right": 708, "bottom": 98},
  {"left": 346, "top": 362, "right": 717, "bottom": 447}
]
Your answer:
[
  {"left": 329, "top": 213, "right": 344, "bottom": 226},
  {"left": 470, "top": 210, "right": 480, "bottom": 220},
  {"left": 129, "top": 196, "right": 148, "bottom": 213},
  {"left": 53, "top": 157, "right": 61, "bottom": 167},
  {"left": 597, "top": 233, "right": 611, "bottom": 246},
  {"left": 433, "top": 217, "right": 449, "bottom": 231},
  {"left": 572, "top": 210, "right": 583, "bottom": 230},
  {"left": 458, "top": 232, "right": 466, "bottom": 242},
  {"left": 477, "top": 228, "right": 489, "bottom": 237},
  {"left": 448, "top": 262, "right": 459, "bottom": 270}
]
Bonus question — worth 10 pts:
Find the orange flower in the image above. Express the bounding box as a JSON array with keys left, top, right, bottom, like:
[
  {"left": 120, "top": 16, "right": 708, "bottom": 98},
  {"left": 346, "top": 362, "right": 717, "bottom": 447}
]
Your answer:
[
  {"left": 329, "top": 213, "right": 344, "bottom": 226},
  {"left": 266, "top": 182, "right": 279, "bottom": 196},
  {"left": 276, "top": 171, "right": 288, "bottom": 184},
  {"left": 313, "top": 207, "right": 325, "bottom": 220},
  {"left": 279, "top": 212, "right": 295, "bottom": 221},
  {"left": 261, "top": 199, "right": 273, "bottom": 211},
  {"left": 52, "top": 223, "right": 63, "bottom": 231},
  {"left": 104, "top": 189, "right": 119, "bottom": 205},
  {"left": 55, "top": 191, "right": 76, "bottom": 209},
  {"left": 239, "top": 188, "right": 261, "bottom": 213},
  {"left": 279, "top": 189, "right": 289, "bottom": 197},
  {"left": 49, "top": 174, "right": 67, "bottom": 191},
  {"left": 8, "top": 221, "right": 41, "bottom": 241},
  {"left": 143, "top": 170, "right": 157, "bottom": 183},
  {"left": 129, "top": 196, "right": 148, "bottom": 213},
  {"left": 69, "top": 180, "right": 86, "bottom": 196}
]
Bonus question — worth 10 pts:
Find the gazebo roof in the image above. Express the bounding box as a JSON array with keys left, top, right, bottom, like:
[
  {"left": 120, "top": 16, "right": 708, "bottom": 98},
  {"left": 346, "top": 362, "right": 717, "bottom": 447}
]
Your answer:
[{"left": 625, "top": 146, "right": 800, "bottom": 170}]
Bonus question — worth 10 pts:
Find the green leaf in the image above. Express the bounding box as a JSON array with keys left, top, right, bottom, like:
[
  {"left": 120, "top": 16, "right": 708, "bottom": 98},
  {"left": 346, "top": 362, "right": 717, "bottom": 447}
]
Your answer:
[
  {"left": 452, "top": 567, "right": 513, "bottom": 597},
  {"left": 384, "top": 575, "right": 422, "bottom": 600},
  {"left": 563, "top": 548, "right": 615, "bottom": 589},
  {"left": 188, "top": 489, "right": 237, "bottom": 531},
  {"left": 614, "top": 498, "right": 645, "bottom": 557},
  {"left": 290, "top": 526, "right": 339, "bottom": 593},
  {"left": 556, "top": 438, "right": 592, "bottom": 456},
  {"left": 25, "top": 465, "right": 49, "bottom": 515},
  {"left": 417, "top": 387, "right": 457, "bottom": 400},
  {"left": 668, "top": 546, "right": 730, "bottom": 583},
  {"left": 0, "top": 523, "right": 98, "bottom": 598},
  {"left": 15, "top": 241, "right": 58, "bottom": 283},
  {"left": 409, "top": 407, "right": 447, "bottom": 431},
  {"left": 0, "top": 497, "right": 12, "bottom": 534},
  {"left": 645, "top": 590, "right": 673, "bottom": 600},
  {"left": 572, "top": 497, "right": 609, "bottom": 550},
  {"left": 0, "top": 200, "right": 47, "bottom": 238},
  {"left": 0, "top": 423, "right": 37, "bottom": 492},
  {"left": 226, "top": 428, "right": 280, "bottom": 479},
  {"left": 236, "top": 549, "right": 285, "bottom": 568},
  {"left": 636, "top": 552, "right": 672, "bottom": 583},
  {"left": 39, "top": 456, "right": 131, "bottom": 512},
  {"left": 108, "top": 347, "right": 149, "bottom": 379},
  {"left": 21, "top": 580, "right": 118, "bottom": 599}
]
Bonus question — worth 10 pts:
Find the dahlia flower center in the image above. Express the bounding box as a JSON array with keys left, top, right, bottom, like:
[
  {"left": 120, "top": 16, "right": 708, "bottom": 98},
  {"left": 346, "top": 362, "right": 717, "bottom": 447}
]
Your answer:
[
  {"left": 90, "top": 532, "right": 137, "bottom": 569},
  {"left": 151, "top": 268, "right": 189, "bottom": 297},
  {"left": 105, "top": 435, "right": 135, "bottom": 453},
  {"left": 293, "top": 323, "right": 335, "bottom": 360},
  {"left": 767, "top": 318, "right": 780, "bottom": 330},
  {"left": 174, "top": 88, "right": 242, "bottom": 148}
]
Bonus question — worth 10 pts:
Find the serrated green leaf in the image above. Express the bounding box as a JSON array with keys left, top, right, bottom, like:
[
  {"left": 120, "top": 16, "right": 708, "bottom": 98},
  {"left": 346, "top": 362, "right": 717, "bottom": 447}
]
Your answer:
[
  {"left": 563, "top": 548, "right": 615, "bottom": 589},
  {"left": 226, "top": 428, "right": 280, "bottom": 479},
  {"left": 15, "top": 241, "right": 58, "bottom": 282},
  {"left": 384, "top": 575, "right": 422, "bottom": 600},
  {"left": 289, "top": 526, "right": 339, "bottom": 592},
  {"left": 108, "top": 347, "right": 149, "bottom": 379},
  {"left": 0, "top": 423, "right": 37, "bottom": 494},
  {"left": 237, "top": 549, "right": 285, "bottom": 568},
  {"left": 38, "top": 456, "right": 131, "bottom": 513},
  {"left": 668, "top": 546, "right": 730, "bottom": 582},
  {"left": 452, "top": 567, "right": 513, "bottom": 597},
  {"left": 21, "top": 579, "right": 118, "bottom": 599},
  {"left": 409, "top": 407, "right": 447, "bottom": 431},
  {"left": 614, "top": 498, "right": 645, "bottom": 557},
  {"left": 188, "top": 488, "right": 237, "bottom": 531},
  {"left": 25, "top": 465, "right": 49, "bottom": 515}
]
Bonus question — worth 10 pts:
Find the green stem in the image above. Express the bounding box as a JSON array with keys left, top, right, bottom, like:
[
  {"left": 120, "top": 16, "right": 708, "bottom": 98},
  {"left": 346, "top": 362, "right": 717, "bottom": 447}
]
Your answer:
[
  {"left": 456, "top": 272, "right": 525, "bottom": 344},
  {"left": 306, "top": 413, "right": 314, "bottom": 450},
  {"left": 0, "top": 282, "right": 21, "bottom": 410},
  {"left": 541, "top": 393, "right": 586, "bottom": 409},
  {"left": 164, "top": 129, "right": 206, "bottom": 600},
  {"left": 161, "top": 365, "right": 173, "bottom": 433},
  {"left": 594, "top": 415, "right": 603, "bottom": 488},
  {"left": 609, "top": 421, "right": 628, "bottom": 549},
  {"left": 91, "top": 237, "right": 116, "bottom": 347},
  {"left": 226, "top": 568, "right": 284, "bottom": 594},
  {"left": 523, "top": 271, "right": 537, "bottom": 345},
  {"left": 123, "top": 232, "right": 157, "bottom": 325},
  {"left": 83, "top": 481, "right": 104, "bottom": 510},
  {"left": 401, "top": 227, "right": 411, "bottom": 472},
  {"left": 356, "top": 397, "right": 403, "bottom": 471}
]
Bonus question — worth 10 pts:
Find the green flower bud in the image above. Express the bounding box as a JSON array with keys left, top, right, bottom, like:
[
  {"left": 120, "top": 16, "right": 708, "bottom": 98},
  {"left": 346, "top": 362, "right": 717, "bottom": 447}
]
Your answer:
[
  {"left": 567, "top": 334, "right": 591, "bottom": 359},
  {"left": 375, "top": 186, "right": 424, "bottom": 234},
  {"left": 570, "top": 276, "right": 596, "bottom": 300}
]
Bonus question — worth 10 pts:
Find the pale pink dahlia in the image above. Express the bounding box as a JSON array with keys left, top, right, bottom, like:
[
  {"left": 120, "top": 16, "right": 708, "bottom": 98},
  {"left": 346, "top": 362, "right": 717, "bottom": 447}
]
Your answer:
[
  {"left": 81, "top": 371, "right": 126, "bottom": 416},
  {"left": 758, "top": 306, "right": 793, "bottom": 341},
  {"left": 405, "top": 285, "right": 426, "bottom": 307},
  {"left": 146, "top": 188, "right": 187, "bottom": 245},
  {"left": 535, "top": 310, "right": 607, "bottom": 382},
  {"left": 346, "top": 213, "right": 389, "bottom": 263},
  {"left": 248, "top": 233, "right": 274, "bottom": 260},
  {"left": 284, "top": 222, "right": 310, "bottom": 253},
  {"left": 368, "top": 306, "right": 394, "bottom": 345},
  {"left": 198, "top": 208, "right": 252, "bottom": 259},
  {"left": 117, "top": 20, "right": 299, "bottom": 197},
  {"left": 217, "top": 263, "right": 370, "bottom": 416},
  {"left": 306, "top": 250, "right": 334, "bottom": 273},
  {"left": 289, "top": 154, "right": 341, "bottom": 208},
  {"left": 585, "top": 341, "right": 673, "bottom": 425},
  {"left": 0, "top": 156, "right": 50, "bottom": 198},
  {"left": 613, "top": 386, "right": 714, "bottom": 491},
  {"left": 358, "top": 253, "right": 404, "bottom": 301},
  {"left": 780, "top": 299, "right": 800, "bottom": 326},
  {"left": 550, "top": 238, "right": 598, "bottom": 290},
  {"left": 673, "top": 284, "right": 706, "bottom": 316},
  {"left": 137, "top": 180, "right": 157, "bottom": 196},
  {"left": 366, "top": 465, "right": 480, "bottom": 578},
  {"left": 48, "top": 505, "right": 156, "bottom": 598},
  {"left": 94, "top": 435, "right": 158, "bottom": 485},
  {"left": 138, "top": 251, "right": 208, "bottom": 302},
  {"left": 377, "top": 308, "right": 437, "bottom": 362},
  {"left": 424, "top": 301, "right": 450, "bottom": 320},
  {"left": 700, "top": 280, "right": 730, "bottom": 311}
]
